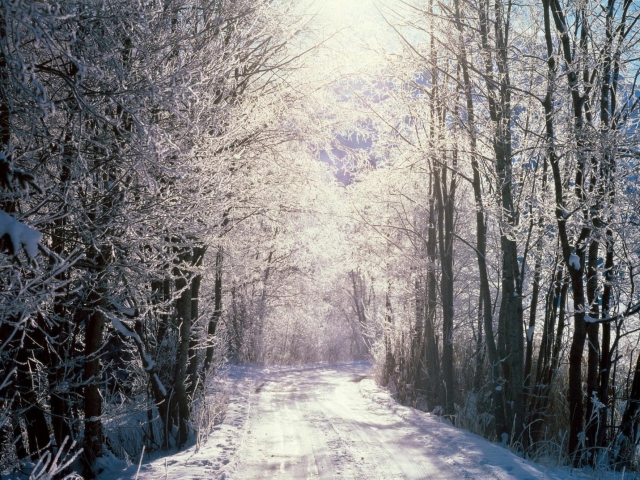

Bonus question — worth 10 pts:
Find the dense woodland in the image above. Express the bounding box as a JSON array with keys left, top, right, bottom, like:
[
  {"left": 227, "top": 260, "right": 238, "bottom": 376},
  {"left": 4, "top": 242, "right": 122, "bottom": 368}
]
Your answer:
[{"left": 1, "top": 0, "right": 640, "bottom": 477}]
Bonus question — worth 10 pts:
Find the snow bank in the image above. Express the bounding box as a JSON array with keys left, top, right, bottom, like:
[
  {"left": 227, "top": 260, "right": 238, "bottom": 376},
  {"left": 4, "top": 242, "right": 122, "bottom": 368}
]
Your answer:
[{"left": 0, "top": 210, "right": 41, "bottom": 259}]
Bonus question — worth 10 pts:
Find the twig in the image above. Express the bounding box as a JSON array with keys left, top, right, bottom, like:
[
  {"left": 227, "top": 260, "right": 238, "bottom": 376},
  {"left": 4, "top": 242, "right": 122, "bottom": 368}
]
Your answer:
[{"left": 134, "top": 445, "right": 145, "bottom": 480}]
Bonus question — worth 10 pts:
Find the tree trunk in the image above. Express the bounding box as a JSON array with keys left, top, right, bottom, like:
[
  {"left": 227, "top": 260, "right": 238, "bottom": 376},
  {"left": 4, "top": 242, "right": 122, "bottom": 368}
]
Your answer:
[
  {"left": 15, "top": 334, "right": 51, "bottom": 460},
  {"left": 172, "top": 249, "right": 193, "bottom": 449},
  {"left": 433, "top": 160, "right": 456, "bottom": 417},
  {"left": 187, "top": 245, "right": 206, "bottom": 398},
  {"left": 530, "top": 261, "right": 566, "bottom": 444},
  {"left": 474, "top": 294, "right": 485, "bottom": 392},
  {"left": 423, "top": 195, "right": 440, "bottom": 408},
  {"left": 203, "top": 246, "right": 223, "bottom": 375},
  {"left": 383, "top": 286, "right": 395, "bottom": 385},
  {"left": 585, "top": 240, "right": 600, "bottom": 454},
  {"left": 411, "top": 276, "right": 424, "bottom": 399},
  {"left": 597, "top": 229, "right": 614, "bottom": 449},
  {"left": 83, "top": 287, "right": 106, "bottom": 472}
]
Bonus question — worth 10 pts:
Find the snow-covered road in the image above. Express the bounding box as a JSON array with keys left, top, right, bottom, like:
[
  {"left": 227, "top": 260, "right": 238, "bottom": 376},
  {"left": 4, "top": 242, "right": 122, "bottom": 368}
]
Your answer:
[
  {"left": 225, "top": 363, "right": 571, "bottom": 480},
  {"left": 103, "top": 363, "right": 588, "bottom": 479}
]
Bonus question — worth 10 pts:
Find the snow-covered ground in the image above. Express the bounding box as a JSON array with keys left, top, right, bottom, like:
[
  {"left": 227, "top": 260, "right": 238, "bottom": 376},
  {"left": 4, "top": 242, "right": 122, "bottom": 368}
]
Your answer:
[{"left": 100, "top": 363, "right": 627, "bottom": 479}]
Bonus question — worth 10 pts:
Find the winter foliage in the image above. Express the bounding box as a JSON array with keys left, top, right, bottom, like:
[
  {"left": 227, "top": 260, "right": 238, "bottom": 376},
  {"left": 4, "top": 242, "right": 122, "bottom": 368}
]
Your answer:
[{"left": 2, "top": 0, "right": 640, "bottom": 477}]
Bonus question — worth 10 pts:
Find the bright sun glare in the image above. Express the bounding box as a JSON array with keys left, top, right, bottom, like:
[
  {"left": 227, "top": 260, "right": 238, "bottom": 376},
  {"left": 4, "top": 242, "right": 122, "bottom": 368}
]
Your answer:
[{"left": 311, "top": 0, "right": 396, "bottom": 74}]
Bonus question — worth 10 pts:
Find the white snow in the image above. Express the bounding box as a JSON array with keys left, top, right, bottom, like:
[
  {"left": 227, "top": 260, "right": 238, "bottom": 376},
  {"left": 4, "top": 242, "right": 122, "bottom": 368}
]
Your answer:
[
  {"left": 526, "top": 326, "right": 535, "bottom": 342},
  {"left": 153, "top": 373, "right": 166, "bottom": 397},
  {"left": 144, "top": 355, "right": 156, "bottom": 371},
  {"left": 0, "top": 210, "right": 42, "bottom": 259},
  {"left": 115, "top": 304, "right": 137, "bottom": 317},
  {"left": 98, "top": 363, "right": 610, "bottom": 480},
  {"left": 569, "top": 252, "right": 581, "bottom": 270},
  {"left": 584, "top": 314, "right": 598, "bottom": 323},
  {"left": 104, "top": 311, "right": 142, "bottom": 343}
]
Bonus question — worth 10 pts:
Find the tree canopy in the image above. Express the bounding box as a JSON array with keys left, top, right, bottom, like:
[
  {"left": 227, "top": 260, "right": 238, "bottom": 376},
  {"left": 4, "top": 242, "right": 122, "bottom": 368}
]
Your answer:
[{"left": 2, "top": 0, "right": 640, "bottom": 477}]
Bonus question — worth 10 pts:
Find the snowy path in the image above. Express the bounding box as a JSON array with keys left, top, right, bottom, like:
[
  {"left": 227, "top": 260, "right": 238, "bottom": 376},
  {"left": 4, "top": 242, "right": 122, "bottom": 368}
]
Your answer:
[
  {"left": 225, "top": 363, "right": 574, "bottom": 480},
  {"left": 102, "top": 363, "right": 590, "bottom": 480}
]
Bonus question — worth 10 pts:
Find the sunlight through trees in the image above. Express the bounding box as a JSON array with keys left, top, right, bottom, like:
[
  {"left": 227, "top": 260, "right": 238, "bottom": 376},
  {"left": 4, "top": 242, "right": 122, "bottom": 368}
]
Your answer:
[{"left": 1, "top": 0, "right": 640, "bottom": 477}]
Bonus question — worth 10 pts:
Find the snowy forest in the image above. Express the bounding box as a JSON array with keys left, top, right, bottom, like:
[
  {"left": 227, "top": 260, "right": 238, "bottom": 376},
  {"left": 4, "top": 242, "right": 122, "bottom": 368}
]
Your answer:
[{"left": 1, "top": 0, "right": 640, "bottom": 478}]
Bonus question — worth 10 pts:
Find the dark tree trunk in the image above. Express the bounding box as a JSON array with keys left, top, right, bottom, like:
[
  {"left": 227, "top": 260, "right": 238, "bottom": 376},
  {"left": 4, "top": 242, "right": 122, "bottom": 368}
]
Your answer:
[
  {"left": 187, "top": 245, "right": 206, "bottom": 398},
  {"left": 474, "top": 294, "right": 485, "bottom": 392},
  {"left": 203, "top": 246, "right": 223, "bottom": 375},
  {"left": 433, "top": 159, "right": 456, "bottom": 417},
  {"left": 566, "top": 254, "right": 589, "bottom": 463},
  {"left": 151, "top": 275, "right": 172, "bottom": 449},
  {"left": 585, "top": 240, "right": 600, "bottom": 454},
  {"left": 82, "top": 242, "right": 112, "bottom": 473},
  {"left": 15, "top": 335, "right": 51, "bottom": 459},
  {"left": 156, "top": 277, "right": 172, "bottom": 348},
  {"left": 48, "top": 315, "right": 74, "bottom": 450},
  {"left": 597, "top": 229, "right": 614, "bottom": 449},
  {"left": 172, "top": 249, "right": 193, "bottom": 449},
  {"left": 83, "top": 292, "right": 106, "bottom": 471},
  {"left": 524, "top": 156, "right": 549, "bottom": 418},
  {"left": 131, "top": 316, "right": 170, "bottom": 450},
  {"left": 423, "top": 194, "right": 440, "bottom": 408},
  {"left": 530, "top": 261, "right": 566, "bottom": 444},
  {"left": 383, "top": 287, "right": 395, "bottom": 385}
]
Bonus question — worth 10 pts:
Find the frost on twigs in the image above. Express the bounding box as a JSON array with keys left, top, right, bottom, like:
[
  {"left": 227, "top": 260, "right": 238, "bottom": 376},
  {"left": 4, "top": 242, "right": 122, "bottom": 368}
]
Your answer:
[
  {"left": 29, "top": 436, "right": 83, "bottom": 480},
  {"left": 0, "top": 210, "right": 42, "bottom": 259}
]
